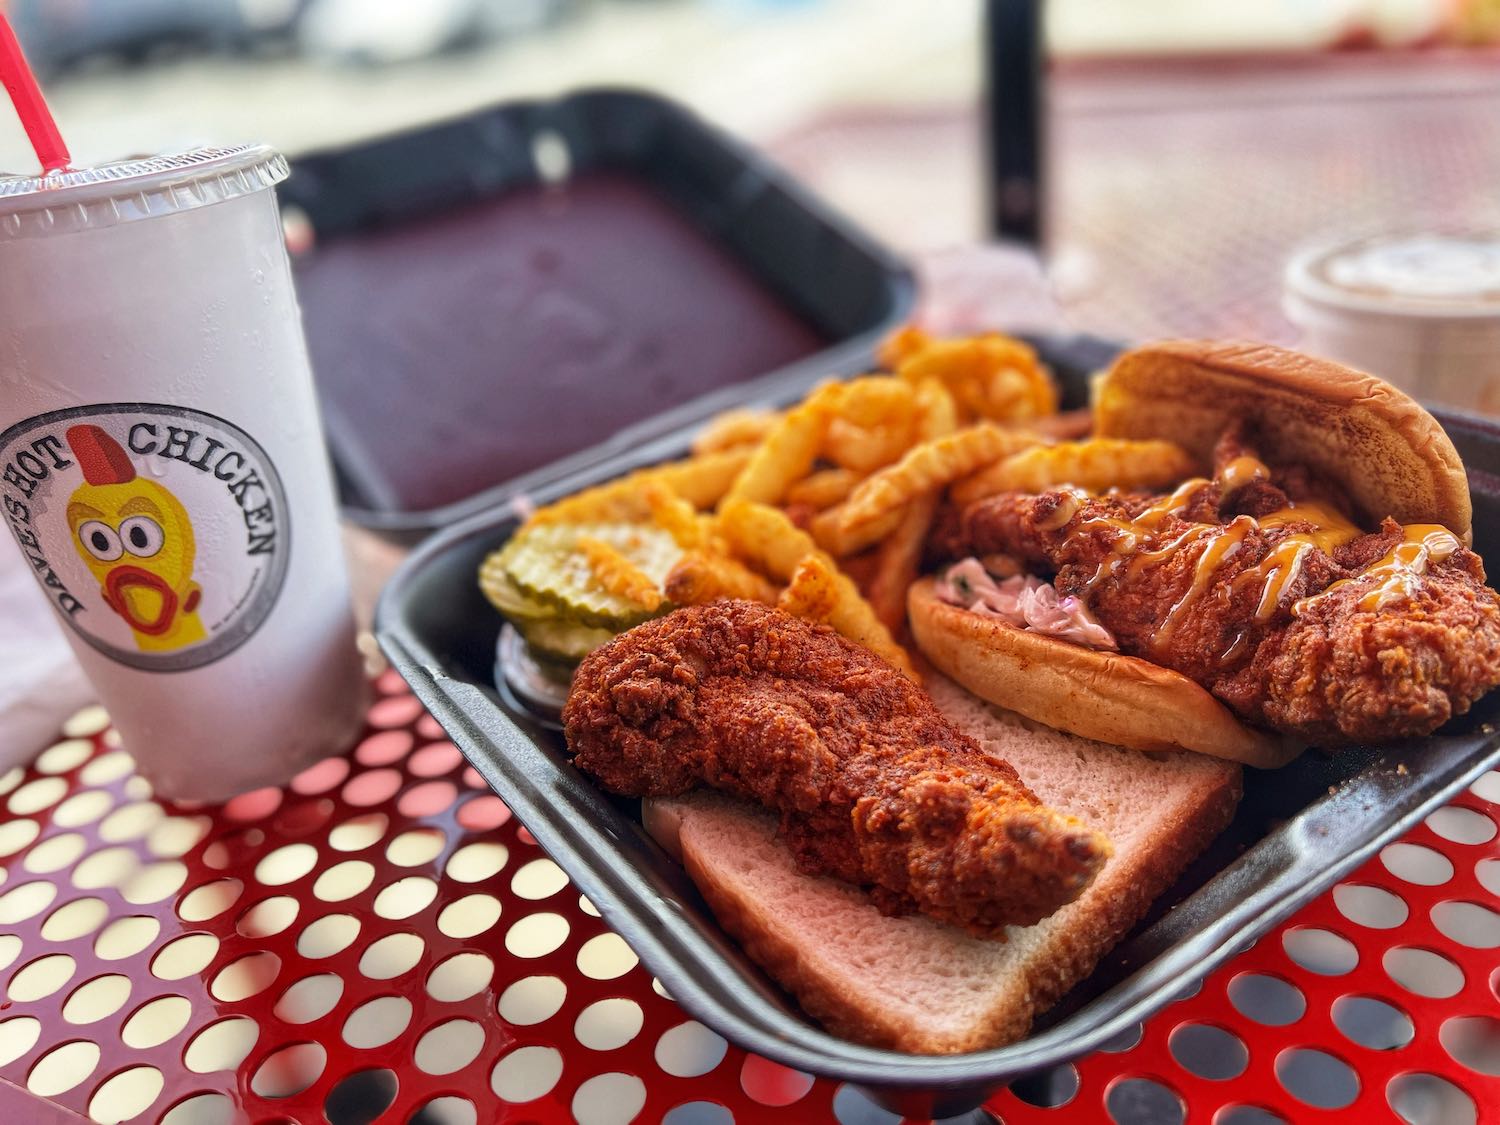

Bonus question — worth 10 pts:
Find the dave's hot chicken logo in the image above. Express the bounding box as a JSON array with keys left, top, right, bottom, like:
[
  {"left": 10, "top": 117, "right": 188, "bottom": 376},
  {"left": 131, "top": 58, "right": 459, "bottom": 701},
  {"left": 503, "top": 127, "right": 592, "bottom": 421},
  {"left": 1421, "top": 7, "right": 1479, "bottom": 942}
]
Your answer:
[{"left": 0, "top": 404, "right": 289, "bottom": 672}]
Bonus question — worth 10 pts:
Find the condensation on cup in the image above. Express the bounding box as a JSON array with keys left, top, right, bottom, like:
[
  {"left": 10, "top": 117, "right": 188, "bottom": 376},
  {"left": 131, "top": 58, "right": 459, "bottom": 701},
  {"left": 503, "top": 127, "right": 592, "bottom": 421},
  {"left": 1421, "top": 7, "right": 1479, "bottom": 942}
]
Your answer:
[
  {"left": 1284, "top": 230, "right": 1500, "bottom": 415},
  {"left": 0, "top": 146, "right": 368, "bottom": 801}
]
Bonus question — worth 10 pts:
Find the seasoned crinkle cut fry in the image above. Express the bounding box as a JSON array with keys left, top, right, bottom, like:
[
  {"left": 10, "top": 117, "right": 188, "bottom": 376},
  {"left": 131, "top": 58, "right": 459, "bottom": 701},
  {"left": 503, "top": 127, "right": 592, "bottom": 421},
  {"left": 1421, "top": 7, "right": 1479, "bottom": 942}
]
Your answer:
[
  {"left": 577, "top": 536, "right": 665, "bottom": 612},
  {"left": 723, "top": 382, "right": 845, "bottom": 507},
  {"left": 833, "top": 375, "right": 917, "bottom": 427},
  {"left": 641, "top": 482, "right": 708, "bottom": 550},
  {"left": 785, "top": 467, "right": 861, "bottom": 510},
  {"left": 777, "top": 553, "right": 842, "bottom": 622},
  {"left": 527, "top": 449, "right": 750, "bottom": 526},
  {"left": 691, "top": 408, "right": 780, "bottom": 455},
  {"left": 823, "top": 417, "right": 913, "bottom": 474},
  {"left": 810, "top": 503, "right": 905, "bottom": 558},
  {"left": 838, "top": 424, "right": 1044, "bottom": 534},
  {"left": 718, "top": 500, "right": 916, "bottom": 679},
  {"left": 949, "top": 438, "right": 1198, "bottom": 506},
  {"left": 664, "top": 550, "right": 779, "bottom": 606},
  {"left": 896, "top": 334, "right": 1058, "bottom": 423},
  {"left": 876, "top": 325, "right": 934, "bottom": 370}
]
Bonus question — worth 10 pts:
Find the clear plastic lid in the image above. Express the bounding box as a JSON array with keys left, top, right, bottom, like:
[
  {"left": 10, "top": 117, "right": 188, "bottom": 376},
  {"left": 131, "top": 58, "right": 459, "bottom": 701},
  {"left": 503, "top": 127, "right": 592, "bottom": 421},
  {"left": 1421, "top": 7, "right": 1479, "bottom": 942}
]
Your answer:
[
  {"left": 1285, "top": 231, "right": 1500, "bottom": 320},
  {"left": 0, "top": 145, "right": 287, "bottom": 239}
]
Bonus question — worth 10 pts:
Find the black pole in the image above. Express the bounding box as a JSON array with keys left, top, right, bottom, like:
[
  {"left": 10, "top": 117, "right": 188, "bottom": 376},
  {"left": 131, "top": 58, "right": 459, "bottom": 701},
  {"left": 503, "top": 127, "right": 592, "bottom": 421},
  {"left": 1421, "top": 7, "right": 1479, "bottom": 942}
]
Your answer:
[{"left": 984, "top": 0, "right": 1045, "bottom": 251}]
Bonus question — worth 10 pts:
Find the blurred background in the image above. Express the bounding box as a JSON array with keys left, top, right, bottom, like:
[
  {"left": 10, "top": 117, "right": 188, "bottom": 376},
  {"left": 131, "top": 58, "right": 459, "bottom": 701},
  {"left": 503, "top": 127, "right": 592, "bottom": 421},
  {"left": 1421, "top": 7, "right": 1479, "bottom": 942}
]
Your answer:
[{"left": 3, "top": 0, "right": 1500, "bottom": 353}]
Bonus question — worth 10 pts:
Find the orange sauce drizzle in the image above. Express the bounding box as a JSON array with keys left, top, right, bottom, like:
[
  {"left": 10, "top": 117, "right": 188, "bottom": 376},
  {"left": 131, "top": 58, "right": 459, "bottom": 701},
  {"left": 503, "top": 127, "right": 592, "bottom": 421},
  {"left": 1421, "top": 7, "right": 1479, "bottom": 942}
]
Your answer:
[
  {"left": 1217, "top": 454, "right": 1270, "bottom": 495},
  {"left": 1293, "top": 524, "right": 1461, "bottom": 617},
  {"left": 1154, "top": 515, "right": 1254, "bottom": 649}
]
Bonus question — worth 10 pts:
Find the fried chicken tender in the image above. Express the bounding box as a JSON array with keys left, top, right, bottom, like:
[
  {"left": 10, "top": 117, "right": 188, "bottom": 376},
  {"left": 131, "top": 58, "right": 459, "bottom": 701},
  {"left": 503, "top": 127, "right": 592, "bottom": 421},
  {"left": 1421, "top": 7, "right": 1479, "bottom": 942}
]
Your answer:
[
  {"left": 563, "top": 600, "right": 1111, "bottom": 936},
  {"left": 956, "top": 458, "right": 1500, "bottom": 745}
]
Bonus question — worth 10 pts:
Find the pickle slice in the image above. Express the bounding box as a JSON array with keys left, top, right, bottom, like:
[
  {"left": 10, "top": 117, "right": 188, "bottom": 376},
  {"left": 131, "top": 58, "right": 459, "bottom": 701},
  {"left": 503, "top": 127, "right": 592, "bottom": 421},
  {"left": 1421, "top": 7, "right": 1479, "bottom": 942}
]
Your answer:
[
  {"left": 503, "top": 521, "right": 681, "bottom": 629},
  {"left": 478, "top": 549, "right": 554, "bottom": 622},
  {"left": 516, "top": 618, "right": 617, "bottom": 664}
]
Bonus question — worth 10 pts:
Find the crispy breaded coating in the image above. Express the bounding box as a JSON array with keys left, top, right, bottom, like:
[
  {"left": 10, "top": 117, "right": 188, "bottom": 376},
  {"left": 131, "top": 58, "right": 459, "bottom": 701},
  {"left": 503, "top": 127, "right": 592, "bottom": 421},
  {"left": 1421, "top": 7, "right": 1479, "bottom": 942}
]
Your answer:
[{"left": 563, "top": 601, "right": 1111, "bottom": 937}]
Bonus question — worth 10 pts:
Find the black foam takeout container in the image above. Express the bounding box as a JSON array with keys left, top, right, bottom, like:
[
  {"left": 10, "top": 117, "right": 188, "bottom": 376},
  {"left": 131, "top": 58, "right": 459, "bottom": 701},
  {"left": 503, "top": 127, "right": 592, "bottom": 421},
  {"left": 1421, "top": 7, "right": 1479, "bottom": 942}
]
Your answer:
[
  {"left": 375, "top": 335, "right": 1500, "bottom": 1116},
  {"left": 281, "top": 89, "right": 913, "bottom": 541}
]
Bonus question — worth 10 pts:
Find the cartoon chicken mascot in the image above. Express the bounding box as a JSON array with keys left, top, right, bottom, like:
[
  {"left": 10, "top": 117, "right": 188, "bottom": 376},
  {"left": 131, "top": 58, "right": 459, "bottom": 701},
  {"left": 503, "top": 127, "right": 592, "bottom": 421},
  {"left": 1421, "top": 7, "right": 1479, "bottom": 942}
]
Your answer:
[{"left": 64, "top": 424, "right": 206, "bottom": 653}]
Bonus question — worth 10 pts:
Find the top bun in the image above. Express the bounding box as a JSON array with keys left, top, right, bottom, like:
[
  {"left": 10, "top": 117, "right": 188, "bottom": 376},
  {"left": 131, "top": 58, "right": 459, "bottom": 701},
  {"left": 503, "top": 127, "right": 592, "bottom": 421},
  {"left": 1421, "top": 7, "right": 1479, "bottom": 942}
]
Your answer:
[{"left": 1095, "top": 340, "right": 1472, "bottom": 541}]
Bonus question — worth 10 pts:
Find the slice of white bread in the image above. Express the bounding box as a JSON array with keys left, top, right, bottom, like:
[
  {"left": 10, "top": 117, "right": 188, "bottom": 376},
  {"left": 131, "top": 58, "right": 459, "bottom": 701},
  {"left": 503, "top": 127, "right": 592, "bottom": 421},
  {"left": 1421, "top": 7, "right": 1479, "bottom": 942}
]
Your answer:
[{"left": 642, "top": 675, "right": 1242, "bottom": 1054}]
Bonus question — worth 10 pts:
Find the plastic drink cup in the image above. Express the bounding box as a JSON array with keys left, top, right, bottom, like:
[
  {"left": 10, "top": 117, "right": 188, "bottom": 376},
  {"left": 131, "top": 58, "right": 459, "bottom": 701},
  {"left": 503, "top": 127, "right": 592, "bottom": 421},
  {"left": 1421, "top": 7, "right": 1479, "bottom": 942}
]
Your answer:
[{"left": 0, "top": 147, "right": 368, "bottom": 800}]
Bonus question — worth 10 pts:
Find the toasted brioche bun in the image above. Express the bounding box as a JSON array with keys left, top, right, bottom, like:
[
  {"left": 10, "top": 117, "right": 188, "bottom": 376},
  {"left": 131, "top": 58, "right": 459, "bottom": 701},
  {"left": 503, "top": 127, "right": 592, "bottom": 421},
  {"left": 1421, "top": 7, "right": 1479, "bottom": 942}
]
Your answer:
[
  {"left": 643, "top": 676, "right": 1243, "bottom": 1054},
  {"left": 1095, "top": 339, "right": 1472, "bottom": 541},
  {"left": 908, "top": 579, "right": 1300, "bottom": 769}
]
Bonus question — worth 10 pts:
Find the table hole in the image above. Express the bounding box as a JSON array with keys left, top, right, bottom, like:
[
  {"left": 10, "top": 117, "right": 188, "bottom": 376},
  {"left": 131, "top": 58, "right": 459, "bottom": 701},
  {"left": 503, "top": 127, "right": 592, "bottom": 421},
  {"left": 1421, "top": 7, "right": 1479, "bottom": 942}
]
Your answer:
[
  {"left": 579, "top": 894, "right": 601, "bottom": 918},
  {"left": 512, "top": 858, "right": 568, "bottom": 901},
  {"left": 273, "top": 973, "right": 344, "bottom": 1025},
  {"left": 507, "top": 912, "right": 569, "bottom": 958},
  {"left": 236, "top": 895, "right": 299, "bottom": 938},
  {"left": 146, "top": 815, "right": 209, "bottom": 858},
  {"left": 1384, "top": 945, "right": 1465, "bottom": 998},
  {"left": 0, "top": 818, "right": 39, "bottom": 857},
  {"left": 95, "top": 915, "right": 160, "bottom": 960},
  {"left": 324, "top": 1068, "right": 397, "bottom": 1125},
  {"left": 386, "top": 828, "right": 446, "bottom": 868},
  {"left": 62, "top": 973, "right": 130, "bottom": 1024},
  {"left": 54, "top": 791, "right": 113, "bottom": 828},
  {"left": 178, "top": 878, "right": 243, "bottom": 922},
  {"left": 359, "top": 932, "right": 424, "bottom": 980},
  {"left": 408, "top": 742, "right": 462, "bottom": 778},
  {"left": 151, "top": 933, "right": 219, "bottom": 980},
  {"left": 10, "top": 953, "right": 76, "bottom": 1001},
  {"left": 1098, "top": 1023, "right": 1144, "bottom": 1052},
  {"left": 573, "top": 1073, "right": 647, "bottom": 1125},
  {"left": 342, "top": 995, "right": 412, "bottom": 1049},
  {"left": 455, "top": 796, "right": 510, "bottom": 832},
  {"left": 1478, "top": 858, "right": 1500, "bottom": 897},
  {"left": 9, "top": 776, "right": 67, "bottom": 816},
  {"left": 739, "top": 1055, "right": 815, "bottom": 1106},
  {"left": 373, "top": 876, "right": 437, "bottom": 920},
  {"left": 575, "top": 997, "right": 644, "bottom": 1051},
  {"left": 297, "top": 914, "right": 361, "bottom": 959},
  {"left": 121, "top": 860, "right": 187, "bottom": 905},
  {"left": 1472, "top": 770, "right": 1500, "bottom": 803},
  {"left": 252, "top": 1041, "right": 326, "bottom": 1098},
  {"left": 415, "top": 1018, "right": 484, "bottom": 1075},
  {"left": 159, "top": 1092, "right": 235, "bottom": 1125},
  {"left": 1331, "top": 995, "right": 1414, "bottom": 1050},
  {"left": 397, "top": 780, "right": 458, "bottom": 819},
  {"left": 255, "top": 843, "right": 318, "bottom": 886},
  {"left": 1168, "top": 1022, "right": 1247, "bottom": 1080},
  {"left": 0, "top": 935, "right": 19, "bottom": 973},
  {"left": 0, "top": 767, "right": 21, "bottom": 798},
  {"left": 1432, "top": 900, "right": 1500, "bottom": 948},
  {"left": 223, "top": 786, "right": 282, "bottom": 823},
  {"left": 23, "top": 832, "right": 85, "bottom": 874},
  {"left": 491, "top": 1045, "right": 562, "bottom": 1102},
  {"left": 1275, "top": 1047, "right": 1358, "bottom": 1108},
  {"left": 1332, "top": 883, "right": 1408, "bottom": 929},
  {"left": 1440, "top": 1014, "right": 1500, "bottom": 1075},
  {"left": 342, "top": 769, "right": 403, "bottom": 808},
  {"left": 1381, "top": 842, "right": 1453, "bottom": 885},
  {"left": 1426, "top": 806, "right": 1496, "bottom": 845},
  {"left": 121, "top": 994, "right": 192, "bottom": 1048},
  {"left": 1282, "top": 926, "right": 1357, "bottom": 975},
  {"left": 291, "top": 757, "right": 350, "bottom": 796},
  {"left": 27, "top": 1039, "right": 99, "bottom": 1096},
  {"left": 831, "top": 1084, "right": 901, "bottom": 1124},
  {"left": 426, "top": 952, "right": 494, "bottom": 1003},
  {"left": 369, "top": 694, "right": 423, "bottom": 729},
  {"left": 0, "top": 880, "right": 57, "bottom": 924},
  {"left": 211, "top": 951, "right": 280, "bottom": 1002},
  {"left": 354, "top": 731, "right": 413, "bottom": 768},
  {"left": 577, "top": 932, "right": 637, "bottom": 979},
  {"left": 664, "top": 1105, "right": 734, "bottom": 1125},
  {"left": 329, "top": 812, "right": 388, "bottom": 852},
  {"left": 313, "top": 860, "right": 375, "bottom": 902},
  {"left": 1105, "top": 1077, "right": 1184, "bottom": 1125},
  {"left": 412, "top": 1096, "right": 477, "bottom": 1125},
  {"left": 88, "top": 1064, "right": 164, "bottom": 1124},
  {"left": 656, "top": 1021, "right": 729, "bottom": 1079},
  {"left": 37, "top": 738, "right": 93, "bottom": 776},
  {"left": 498, "top": 975, "right": 566, "bottom": 1026},
  {"left": 445, "top": 842, "right": 508, "bottom": 883},
  {"left": 80, "top": 750, "right": 133, "bottom": 786},
  {"left": 437, "top": 894, "right": 501, "bottom": 939},
  {"left": 1213, "top": 1108, "right": 1286, "bottom": 1125},
  {"left": 1387, "top": 1072, "right": 1477, "bottom": 1125},
  {"left": 99, "top": 801, "right": 165, "bottom": 844},
  {"left": 0, "top": 1016, "right": 39, "bottom": 1067}
]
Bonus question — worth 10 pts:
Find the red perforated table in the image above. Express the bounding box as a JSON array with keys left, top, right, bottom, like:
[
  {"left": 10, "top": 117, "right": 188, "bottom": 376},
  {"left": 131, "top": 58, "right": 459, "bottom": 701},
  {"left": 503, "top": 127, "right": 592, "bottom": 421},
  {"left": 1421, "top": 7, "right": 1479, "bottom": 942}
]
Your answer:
[{"left": 0, "top": 669, "right": 1496, "bottom": 1124}]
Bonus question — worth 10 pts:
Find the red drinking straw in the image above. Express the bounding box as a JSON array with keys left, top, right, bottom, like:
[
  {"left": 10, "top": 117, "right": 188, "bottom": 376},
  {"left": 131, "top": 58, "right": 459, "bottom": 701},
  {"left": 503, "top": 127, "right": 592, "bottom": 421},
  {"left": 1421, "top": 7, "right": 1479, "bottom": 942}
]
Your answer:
[{"left": 0, "top": 15, "right": 70, "bottom": 173}]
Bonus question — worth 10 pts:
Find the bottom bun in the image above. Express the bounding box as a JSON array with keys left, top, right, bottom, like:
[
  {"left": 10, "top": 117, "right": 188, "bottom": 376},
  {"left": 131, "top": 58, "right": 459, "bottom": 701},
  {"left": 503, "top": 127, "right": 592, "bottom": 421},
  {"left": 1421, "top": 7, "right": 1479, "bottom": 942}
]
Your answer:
[{"left": 908, "top": 577, "right": 1299, "bottom": 768}]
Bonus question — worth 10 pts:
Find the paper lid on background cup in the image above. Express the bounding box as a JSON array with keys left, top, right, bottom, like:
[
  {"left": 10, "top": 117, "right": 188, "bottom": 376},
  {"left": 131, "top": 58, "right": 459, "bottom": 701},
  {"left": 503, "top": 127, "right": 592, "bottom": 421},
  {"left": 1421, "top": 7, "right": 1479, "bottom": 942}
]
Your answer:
[
  {"left": 1285, "top": 230, "right": 1500, "bottom": 324},
  {"left": 0, "top": 144, "right": 287, "bottom": 239}
]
